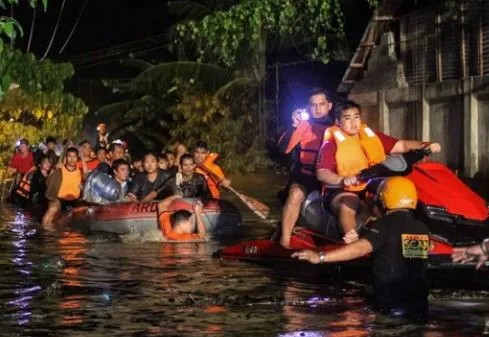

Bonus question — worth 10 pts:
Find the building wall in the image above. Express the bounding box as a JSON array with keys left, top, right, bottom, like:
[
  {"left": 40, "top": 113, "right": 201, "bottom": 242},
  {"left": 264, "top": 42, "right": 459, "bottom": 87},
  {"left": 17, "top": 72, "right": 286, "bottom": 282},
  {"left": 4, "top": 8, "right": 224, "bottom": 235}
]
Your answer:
[{"left": 348, "top": 77, "right": 489, "bottom": 185}]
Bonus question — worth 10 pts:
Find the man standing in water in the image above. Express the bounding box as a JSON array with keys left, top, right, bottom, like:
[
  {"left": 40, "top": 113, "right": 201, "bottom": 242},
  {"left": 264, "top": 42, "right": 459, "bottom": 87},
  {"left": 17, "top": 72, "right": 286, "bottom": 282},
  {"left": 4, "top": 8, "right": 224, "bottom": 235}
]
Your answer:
[
  {"left": 278, "top": 88, "right": 334, "bottom": 247},
  {"left": 292, "top": 177, "right": 429, "bottom": 317}
]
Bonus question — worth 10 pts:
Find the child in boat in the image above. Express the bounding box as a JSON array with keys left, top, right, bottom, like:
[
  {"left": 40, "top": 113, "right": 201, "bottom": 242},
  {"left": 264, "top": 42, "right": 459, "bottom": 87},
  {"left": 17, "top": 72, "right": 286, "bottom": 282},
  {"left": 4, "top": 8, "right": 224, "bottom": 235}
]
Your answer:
[
  {"left": 157, "top": 195, "right": 207, "bottom": 242},
  {"left": 316, "top": 100, "right": 441, "bottom": 244}
]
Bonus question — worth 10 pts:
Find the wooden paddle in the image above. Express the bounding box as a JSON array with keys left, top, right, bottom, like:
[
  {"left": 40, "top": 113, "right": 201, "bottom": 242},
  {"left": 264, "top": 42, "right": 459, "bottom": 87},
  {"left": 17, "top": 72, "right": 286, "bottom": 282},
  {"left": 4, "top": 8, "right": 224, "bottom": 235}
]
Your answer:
[{"left": 198, "top": 156, "right": 270, "bottom": 220}]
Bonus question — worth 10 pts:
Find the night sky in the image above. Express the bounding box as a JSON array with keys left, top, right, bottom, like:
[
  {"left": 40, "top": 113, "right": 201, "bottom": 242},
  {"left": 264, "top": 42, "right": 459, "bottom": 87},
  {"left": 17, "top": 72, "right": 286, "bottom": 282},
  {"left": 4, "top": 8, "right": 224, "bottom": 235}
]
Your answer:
[{"left": 6, "top": 0, "right": 372, "bottom": 122}]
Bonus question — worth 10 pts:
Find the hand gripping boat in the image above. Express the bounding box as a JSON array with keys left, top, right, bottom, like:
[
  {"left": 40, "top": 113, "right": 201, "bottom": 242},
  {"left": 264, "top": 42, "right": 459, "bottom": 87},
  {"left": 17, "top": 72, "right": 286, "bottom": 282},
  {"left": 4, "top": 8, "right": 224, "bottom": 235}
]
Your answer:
[
  {"left": 66, "top": 198, "right": 242, "bottom": 237},
  {"left": 217, "top": 149, "right": 489, "bottom": 270}
]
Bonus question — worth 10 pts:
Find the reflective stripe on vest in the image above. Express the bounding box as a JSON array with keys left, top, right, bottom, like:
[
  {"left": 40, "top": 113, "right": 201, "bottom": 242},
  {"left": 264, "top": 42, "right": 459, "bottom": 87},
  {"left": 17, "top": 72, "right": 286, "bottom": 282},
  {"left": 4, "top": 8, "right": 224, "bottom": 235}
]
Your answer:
[
  {"left": 57, "top": 165, "right": 82, "bottom": 201},
  {"left": 325, "top": 124, "right": 386, "bottom": 191}
]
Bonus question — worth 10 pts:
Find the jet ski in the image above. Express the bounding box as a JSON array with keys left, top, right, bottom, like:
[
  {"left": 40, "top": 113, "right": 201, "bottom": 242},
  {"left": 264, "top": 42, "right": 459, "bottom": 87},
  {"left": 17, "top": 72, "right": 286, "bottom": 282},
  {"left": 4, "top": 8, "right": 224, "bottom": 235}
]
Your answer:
[{"left": 216, "top": 149, "right": 489, "bottom": 270}]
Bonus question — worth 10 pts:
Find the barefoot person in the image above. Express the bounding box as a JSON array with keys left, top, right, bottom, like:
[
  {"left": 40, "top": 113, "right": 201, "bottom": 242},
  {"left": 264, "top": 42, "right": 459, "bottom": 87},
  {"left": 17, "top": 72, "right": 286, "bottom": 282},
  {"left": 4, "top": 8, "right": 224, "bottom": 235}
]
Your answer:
[
  {"left": 278, "top": 88, "right": 334, "bottom": 247},
  {"left": 317, "top": 100, "right": 441, "bottom": 243}
]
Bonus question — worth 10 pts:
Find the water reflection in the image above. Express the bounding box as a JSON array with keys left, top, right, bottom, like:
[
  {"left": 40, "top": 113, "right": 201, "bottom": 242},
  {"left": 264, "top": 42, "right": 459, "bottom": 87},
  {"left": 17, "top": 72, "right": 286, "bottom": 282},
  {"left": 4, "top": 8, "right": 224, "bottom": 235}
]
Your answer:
[
  {"left": 0, "top": 177, "right": 488, "bottom": 335},
  {"left": 7, "top": 210, "right": 39, "bottom": 326}
]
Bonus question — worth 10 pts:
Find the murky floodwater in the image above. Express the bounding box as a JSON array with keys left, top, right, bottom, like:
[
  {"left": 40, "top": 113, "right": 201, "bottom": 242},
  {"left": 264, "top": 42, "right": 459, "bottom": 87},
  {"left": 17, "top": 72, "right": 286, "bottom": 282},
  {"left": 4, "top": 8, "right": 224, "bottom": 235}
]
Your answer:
[{"left": 1, "top": 174, "right": 489, "bottom": 336}]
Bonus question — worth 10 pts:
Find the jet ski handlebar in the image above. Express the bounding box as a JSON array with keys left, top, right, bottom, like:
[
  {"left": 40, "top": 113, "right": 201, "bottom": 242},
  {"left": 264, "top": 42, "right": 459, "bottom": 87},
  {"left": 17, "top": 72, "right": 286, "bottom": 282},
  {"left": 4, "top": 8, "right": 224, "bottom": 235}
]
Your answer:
[
  {"left": 357, "top": 148, "right": 431, "bottom": 182},
  {"left": 323, "top": 148, "right": 431, "bottom": 189}
]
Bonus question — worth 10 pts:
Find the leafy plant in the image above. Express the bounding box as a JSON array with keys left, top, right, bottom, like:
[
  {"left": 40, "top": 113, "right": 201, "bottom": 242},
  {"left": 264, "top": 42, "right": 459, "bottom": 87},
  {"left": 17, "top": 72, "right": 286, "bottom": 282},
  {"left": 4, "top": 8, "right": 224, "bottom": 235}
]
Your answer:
[
  {"left": 0, "top": 44, "right": 88, "bottom": 178},
  {"left": 0, "top": 0, "right": 48, "bottom": 99}
]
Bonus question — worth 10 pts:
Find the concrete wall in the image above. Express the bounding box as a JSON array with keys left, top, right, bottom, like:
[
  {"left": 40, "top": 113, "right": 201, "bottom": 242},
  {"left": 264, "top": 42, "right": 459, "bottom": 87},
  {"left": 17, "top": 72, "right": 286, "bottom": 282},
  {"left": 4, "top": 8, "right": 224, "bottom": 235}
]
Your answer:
[{"left": 348, "top": 77, "right": 489, "bottom": 181}]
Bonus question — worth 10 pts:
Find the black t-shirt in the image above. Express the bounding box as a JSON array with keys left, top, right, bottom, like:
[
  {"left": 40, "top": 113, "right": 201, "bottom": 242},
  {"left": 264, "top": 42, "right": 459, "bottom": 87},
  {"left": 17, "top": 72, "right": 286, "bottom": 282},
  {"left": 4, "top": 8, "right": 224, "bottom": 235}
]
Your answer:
[
  {"left": 163, "top": 173, "right": 211, "bottom": 199},
  {"left": 362, "top": 211, "right": 429, "bottom": 313},
  {"left": 29, "top": 169, "right": 48, "bottom": 205},
  {"left": 128, "top": 169, "right": 173, "bottom": 200}
]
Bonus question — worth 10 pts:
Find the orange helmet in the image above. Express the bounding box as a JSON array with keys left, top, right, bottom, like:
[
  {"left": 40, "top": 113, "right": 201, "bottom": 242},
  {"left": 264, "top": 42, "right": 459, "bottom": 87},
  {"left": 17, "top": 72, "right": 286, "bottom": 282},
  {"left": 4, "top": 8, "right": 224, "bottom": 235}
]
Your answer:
[{"left": 378, "top": 177, "right": 417, "bottom": 210}]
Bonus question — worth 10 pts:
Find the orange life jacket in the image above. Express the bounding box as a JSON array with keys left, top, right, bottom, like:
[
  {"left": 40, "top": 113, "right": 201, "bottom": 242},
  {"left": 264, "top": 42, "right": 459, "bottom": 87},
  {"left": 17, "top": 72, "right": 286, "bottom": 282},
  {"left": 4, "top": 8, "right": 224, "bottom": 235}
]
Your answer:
[
  {"left": 57, "top": 165, "right": 82, "bottom": 201},
  {"left": 15, "top": 168, "right": 36, "bottom": 199},
  {"left": 196, "top": 153, "right": 225, "bottom": 199},
  {"left": 324, "top": 124, "right": 386, "bottom": 191},
  {"left": 285, "top": 120, "right": 329, "bottom": 175},
  {"left": 158, "top": 212, "right": 201, "bottom": 241}
]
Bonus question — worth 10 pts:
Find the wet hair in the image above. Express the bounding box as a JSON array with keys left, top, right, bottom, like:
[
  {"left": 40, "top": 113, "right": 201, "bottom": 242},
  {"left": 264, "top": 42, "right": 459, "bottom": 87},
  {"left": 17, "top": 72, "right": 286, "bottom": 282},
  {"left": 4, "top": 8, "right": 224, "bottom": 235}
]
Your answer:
[
  {"left": 66, "top": 147, "right": 79, "bottom": 156},
  {"left": 95, "top": 146, "right": 107, "bottom": 154},
  {"left": 45, "top": 149, "right": 59, "bottom": 165},
  {"left": 179, "top": 153, "right": 194, "bottom": 165},
  {"left": 194, "top": 141, "right": 209, "bottom": 151},
  {"left": 45, "top": 136, "right": 56, "bottom": 144},
  {"left": 78, "top": 140, "right": 91, "bottom": 147},
  {"left": 143, "top": 152, "right": 159, "bottom": 161},
  {"left": 37, "top": 155, "right": 51, "bottom": 167},
  {"left": 309, "top": 87, "right": 333, "bottom": 103},
  {"left": 112, "top": 159, "right": 130, "bottom": 171},
  {"left": 18, "top": 138, "right": 29, "bottom": 146},
  {"left": 158, "top": 153, "right": 168, "bottom": 161},
  {"left": 333, "top": 100, "right": 361, "bottom": 121},
  {"left": 170, "top": 210, "right": 193, "bottom": 229},
  {"left": 163, "top": 150, "right": 175, "bottom": 157}
]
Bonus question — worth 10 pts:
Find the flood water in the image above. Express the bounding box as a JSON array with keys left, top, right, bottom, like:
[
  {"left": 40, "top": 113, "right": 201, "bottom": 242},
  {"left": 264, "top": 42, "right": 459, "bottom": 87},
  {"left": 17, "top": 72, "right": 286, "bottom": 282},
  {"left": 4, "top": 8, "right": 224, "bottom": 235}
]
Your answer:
[{"left": 1, "top": 174, "right": 489, "bottom": 336}]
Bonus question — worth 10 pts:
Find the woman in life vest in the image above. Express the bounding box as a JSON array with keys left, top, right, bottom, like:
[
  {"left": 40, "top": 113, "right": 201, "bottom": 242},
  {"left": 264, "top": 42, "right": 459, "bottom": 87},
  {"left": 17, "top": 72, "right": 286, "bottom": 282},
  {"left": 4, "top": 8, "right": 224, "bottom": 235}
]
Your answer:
[
  {"left": 157, "top": 195, "right": 207, "bottom": 242},
  {"left": 42, "top": 147, "right": 83, "bottom": 229},
  {"left": 316, "top": 100, "right": 441, "bottom": 244}
]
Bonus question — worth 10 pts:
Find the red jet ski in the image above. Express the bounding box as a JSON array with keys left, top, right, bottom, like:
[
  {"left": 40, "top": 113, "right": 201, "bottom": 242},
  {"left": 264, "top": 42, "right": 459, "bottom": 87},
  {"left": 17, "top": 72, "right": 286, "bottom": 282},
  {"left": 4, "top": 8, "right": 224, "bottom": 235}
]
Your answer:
[{"left": 217, "top": 149, "right": 489, "bottom": 270}]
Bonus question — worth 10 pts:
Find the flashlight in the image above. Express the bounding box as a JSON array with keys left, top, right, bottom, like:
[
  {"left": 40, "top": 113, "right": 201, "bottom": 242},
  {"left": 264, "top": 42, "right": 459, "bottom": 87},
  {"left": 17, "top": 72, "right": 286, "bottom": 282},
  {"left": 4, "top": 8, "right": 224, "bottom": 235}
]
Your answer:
[{"left": 299, "top": 109, "right": 310, "bottom": 121}]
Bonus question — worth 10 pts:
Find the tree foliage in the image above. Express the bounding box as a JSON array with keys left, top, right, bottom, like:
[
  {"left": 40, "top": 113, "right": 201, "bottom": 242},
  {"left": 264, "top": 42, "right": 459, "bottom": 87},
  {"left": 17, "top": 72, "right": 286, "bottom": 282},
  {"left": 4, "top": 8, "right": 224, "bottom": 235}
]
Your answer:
[
  {"left": 100, "top": 58, "right": 271, "bottom": 172},
  {"left": 174, "top": 0, "right": 356, "bottom": 66},
  {"left": 0, "top": 45, "right": 88, "bottom": 176}
]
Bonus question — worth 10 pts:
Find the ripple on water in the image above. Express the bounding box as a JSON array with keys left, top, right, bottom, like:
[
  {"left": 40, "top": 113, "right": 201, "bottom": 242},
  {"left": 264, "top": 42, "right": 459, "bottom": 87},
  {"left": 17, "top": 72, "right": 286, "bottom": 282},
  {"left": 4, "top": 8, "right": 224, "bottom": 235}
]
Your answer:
[{"left": 0, "top": 177, "right": 489, "bottom": 336}]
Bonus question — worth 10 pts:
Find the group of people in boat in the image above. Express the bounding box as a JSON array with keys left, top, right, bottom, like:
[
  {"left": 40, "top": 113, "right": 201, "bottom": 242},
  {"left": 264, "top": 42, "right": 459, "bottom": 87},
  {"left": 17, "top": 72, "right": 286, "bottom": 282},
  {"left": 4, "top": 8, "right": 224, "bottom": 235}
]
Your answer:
[
  {"left": 7, "top": 125, "right": 231, "bottom": 241},
  {"left": 7, "top": 87, "right": 489, "bottom": 317}
]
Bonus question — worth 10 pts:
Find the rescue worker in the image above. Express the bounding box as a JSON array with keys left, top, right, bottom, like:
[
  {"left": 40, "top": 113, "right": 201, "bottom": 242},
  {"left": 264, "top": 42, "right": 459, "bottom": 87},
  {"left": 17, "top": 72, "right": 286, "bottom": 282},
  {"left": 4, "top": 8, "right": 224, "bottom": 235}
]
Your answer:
[
  {"left": 292, "top": 177, "right": 430, "bottom": 317},
  {"left": 317, "top": 100, "right": 441, "bottom": 243},
  {"left": 278, "top": 88, "right": 334, "bottom": 248},
  {"left": 42, "top": 147, "right": 83, "bottom": 229},
  {"left": 82, "top": 159, "right": 131, "bottom": 204},
  {"left": 157, "top": 195, "right": 207, "bottom": 242},
  {"left": 14, "top": 155, "right": 52, "bottom": 207},
  {"left": 193, "top": 141, "right": 231, "bottom": 199},
  {"left": 127, "top": 152, "right": 173, "bottom": 201},
  {"left": 163, "top": 154, "right": 211, "bottom": 199}
]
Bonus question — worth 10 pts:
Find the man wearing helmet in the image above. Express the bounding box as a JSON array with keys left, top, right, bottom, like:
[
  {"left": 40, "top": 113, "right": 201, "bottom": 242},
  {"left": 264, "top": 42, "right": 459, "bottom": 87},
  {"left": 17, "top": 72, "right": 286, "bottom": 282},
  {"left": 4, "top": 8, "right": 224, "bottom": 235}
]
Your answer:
[{"left": 292, "top": 177, "right": 430, "bottom": 317}]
